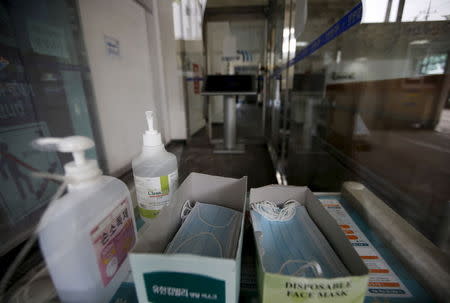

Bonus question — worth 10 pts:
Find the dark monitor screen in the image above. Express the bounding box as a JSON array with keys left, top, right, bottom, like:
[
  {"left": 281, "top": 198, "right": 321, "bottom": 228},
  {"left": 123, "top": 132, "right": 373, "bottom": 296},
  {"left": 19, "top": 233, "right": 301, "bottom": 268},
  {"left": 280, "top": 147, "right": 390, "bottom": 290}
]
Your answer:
[
  {"left": 293, "top": 73, "right": 326, "bottom": 92},
  {"left": 202, "top": 75, "right": 256, "bottom": 94}
]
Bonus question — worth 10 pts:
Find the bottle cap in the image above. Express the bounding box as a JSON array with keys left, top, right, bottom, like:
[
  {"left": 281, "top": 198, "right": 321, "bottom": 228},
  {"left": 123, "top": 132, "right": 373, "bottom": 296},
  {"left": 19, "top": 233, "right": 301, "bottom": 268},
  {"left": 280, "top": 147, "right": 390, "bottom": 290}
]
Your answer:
[
  {"left": 33, "top": 136, "right": 102, "bottom": 182},
  {"left": 143, "top": 111, "right": 162, "bottom": 147}
]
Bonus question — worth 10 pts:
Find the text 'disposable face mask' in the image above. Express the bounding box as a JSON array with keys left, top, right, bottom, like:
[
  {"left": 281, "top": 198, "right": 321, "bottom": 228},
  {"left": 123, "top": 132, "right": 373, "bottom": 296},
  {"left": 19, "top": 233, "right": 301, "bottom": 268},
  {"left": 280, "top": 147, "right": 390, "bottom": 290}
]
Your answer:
[
  {"left": 165, "top": 202, "right": 242, "bottom": 258},
  {"left": 250, "top": 200, "right": 349, "bottom": 278}
]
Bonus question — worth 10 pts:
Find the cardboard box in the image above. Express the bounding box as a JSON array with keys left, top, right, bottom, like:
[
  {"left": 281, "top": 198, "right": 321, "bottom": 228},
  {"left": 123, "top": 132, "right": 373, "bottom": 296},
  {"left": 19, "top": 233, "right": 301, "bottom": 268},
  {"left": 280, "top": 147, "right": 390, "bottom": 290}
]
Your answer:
[
  {"left": 130, "top": 173, "right": 247, "bottom": 303},
  {"left": 250, "top": 185, "right": 369, "bottom": 303}
]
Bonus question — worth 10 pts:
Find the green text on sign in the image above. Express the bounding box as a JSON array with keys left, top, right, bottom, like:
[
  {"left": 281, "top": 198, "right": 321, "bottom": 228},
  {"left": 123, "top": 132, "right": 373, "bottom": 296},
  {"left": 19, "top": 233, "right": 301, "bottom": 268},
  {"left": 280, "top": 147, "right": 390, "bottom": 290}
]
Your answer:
[{"left": 143, "top": 272, "right": 225, "bottom": 303}]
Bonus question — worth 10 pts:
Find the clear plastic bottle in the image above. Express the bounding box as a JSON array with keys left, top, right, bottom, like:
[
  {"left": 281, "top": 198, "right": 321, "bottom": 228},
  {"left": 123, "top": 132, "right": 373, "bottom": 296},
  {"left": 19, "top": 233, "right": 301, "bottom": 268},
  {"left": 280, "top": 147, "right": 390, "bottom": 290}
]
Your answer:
[
  {"left": 36, "top": 136, "right": 137, "bottom": 303},
  {"left": 132, "top": 111, "right": 178, "bottom": 220}
]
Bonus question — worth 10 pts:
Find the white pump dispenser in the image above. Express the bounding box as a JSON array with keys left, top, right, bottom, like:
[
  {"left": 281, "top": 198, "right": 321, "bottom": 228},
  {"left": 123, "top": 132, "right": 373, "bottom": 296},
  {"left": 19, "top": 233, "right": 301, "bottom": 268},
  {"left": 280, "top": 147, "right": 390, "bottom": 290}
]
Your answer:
[
  {"left": 34, "top": 136, "right": 102, "bottom": 184},
  {"left": 143, "top": 111, "right": 162, "bottom": 147},
  {"left": 35, "top": 136, "right": 137, "bottom": 303},
  {"left": 132, "top": 111, "right": 178, "bottom": 220}
]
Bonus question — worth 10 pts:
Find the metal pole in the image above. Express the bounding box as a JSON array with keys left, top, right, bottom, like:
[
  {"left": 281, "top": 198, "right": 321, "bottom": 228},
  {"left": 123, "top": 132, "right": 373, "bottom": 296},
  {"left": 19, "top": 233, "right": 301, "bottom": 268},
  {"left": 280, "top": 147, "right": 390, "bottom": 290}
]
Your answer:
[
  {"left": 385, "top": 0, "right": 393, "bottom": 22},
  {"left": 396, "top": 0, "right": 406, "bottom": 22},
  {"left": 223, "top": 95, "right": 237, "bottom": 149}
]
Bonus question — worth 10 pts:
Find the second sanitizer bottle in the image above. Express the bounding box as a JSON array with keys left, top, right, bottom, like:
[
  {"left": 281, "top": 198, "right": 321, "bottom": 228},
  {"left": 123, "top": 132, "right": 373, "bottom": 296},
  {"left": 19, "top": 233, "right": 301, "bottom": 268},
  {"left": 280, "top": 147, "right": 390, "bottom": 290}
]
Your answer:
[{"left": 132, "top": 111, "right": 178, "bottom": 220}]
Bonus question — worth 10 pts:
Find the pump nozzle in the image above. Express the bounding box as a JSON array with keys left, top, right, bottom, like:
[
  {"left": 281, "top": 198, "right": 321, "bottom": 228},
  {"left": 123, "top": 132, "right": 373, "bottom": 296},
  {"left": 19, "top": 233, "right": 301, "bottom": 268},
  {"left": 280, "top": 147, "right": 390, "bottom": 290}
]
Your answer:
[
  {"left": 32, "top": 136, "right": 101, "bottom": 182},
  {"left": 143, "top": 111, "right": 162, "bottom": 147},
  {"left": 146, "top": 111, "right": 157, "bottom": 135},
  {"left": 33, "top": 136, "right": 94, "bottom": 165}
]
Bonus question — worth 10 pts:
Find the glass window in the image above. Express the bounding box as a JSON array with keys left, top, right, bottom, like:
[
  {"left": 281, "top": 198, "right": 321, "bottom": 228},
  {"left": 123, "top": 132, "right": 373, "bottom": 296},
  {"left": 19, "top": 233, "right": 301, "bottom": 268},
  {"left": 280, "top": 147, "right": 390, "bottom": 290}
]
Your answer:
[
  {"left": 402, "top": 0, "right": 450, "bottom": 22},
  {"left": 0, "top": 0, "right": 99, "bottom": 259},
  {"left": 266, "top": 0, "right": 450, "bottom": 255},
  {"left": 361, "top": 0, "right": 390, "bottom": 23}
]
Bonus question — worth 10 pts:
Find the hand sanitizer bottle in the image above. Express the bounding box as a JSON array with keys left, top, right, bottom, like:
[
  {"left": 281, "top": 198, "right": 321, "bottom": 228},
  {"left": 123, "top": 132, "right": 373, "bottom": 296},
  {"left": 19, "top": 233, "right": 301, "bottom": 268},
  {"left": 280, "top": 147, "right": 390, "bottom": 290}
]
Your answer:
[
  {"left": 132, "top": 111, "right": 178, "bottom": 220},
  {"left": 35, "top": 136, "right": 137, "bottom": 303}
]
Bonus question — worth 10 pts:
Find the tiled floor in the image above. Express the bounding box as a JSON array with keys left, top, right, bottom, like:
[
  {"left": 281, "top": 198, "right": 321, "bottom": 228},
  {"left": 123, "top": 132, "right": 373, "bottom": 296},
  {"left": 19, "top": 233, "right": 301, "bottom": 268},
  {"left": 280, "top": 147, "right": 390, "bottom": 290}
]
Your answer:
[
  {"left": 168, "top": 103, "right": 277, "bottom": 189},
  {"left": 181, "top": 144, "right": 276, "bottom": 188}
]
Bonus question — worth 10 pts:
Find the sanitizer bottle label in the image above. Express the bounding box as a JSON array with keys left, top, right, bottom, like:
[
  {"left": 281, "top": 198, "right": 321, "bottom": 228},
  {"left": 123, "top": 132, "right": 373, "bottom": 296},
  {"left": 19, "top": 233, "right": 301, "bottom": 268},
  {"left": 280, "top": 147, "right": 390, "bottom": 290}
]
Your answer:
[
  {"left": 135, "top": 170, "right": 178, "bottom": 218},
  {"left": 90, "top": 198, "right": 136, "bottom": 286}
]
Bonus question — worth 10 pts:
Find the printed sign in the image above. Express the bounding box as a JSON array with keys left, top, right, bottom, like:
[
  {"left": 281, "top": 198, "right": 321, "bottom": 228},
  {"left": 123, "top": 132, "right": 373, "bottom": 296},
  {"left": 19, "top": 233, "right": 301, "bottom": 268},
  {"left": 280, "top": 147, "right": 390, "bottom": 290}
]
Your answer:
[
  {"left": 144, "top": 272, "right": 225, "bottom": 303},
  {"left": 134, "top": 170, "right": 178, "bottom": 218},
  {"left": 193, "top": 64, "right": 200, "bottom": 94},
  {"left": 261, "top": 271, "right": 368, "bottom": 303},
  {"left": 319, "top": 198, "right": 412, "bottom": 298},
  {"left": 27, "top": 20, "right": 69, "bottom": 59},
  {"left": 237, "top": 50, "right": 253, "bottom": 62},
  {"left": 91, "top": 198, "right": 136, "bottom": 286},
  {"left": 105, "top": 35, "right": 120, "bottom": 57},
  {"left": 0, "top": 79, "right": 37, "bottom": 127},
  {"left": 221, "top": 55, "right": 240, "bottom": 62}
]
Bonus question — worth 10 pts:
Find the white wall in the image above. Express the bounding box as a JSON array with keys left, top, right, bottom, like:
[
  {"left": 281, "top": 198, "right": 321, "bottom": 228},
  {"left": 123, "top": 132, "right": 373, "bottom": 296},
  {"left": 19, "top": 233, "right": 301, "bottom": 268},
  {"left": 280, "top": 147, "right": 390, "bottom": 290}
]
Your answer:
[
  {"left": 78, "top": 0, "right": 187, "bottom": 175},
  {"left": 78, "top": 0, "right": 156, "bottom": 174},
  {"left": 145, "top": 0, "right": 170, "bottom": 143},
  {"left": 155, "top": 0, "right": 187, "bottom": 140}
]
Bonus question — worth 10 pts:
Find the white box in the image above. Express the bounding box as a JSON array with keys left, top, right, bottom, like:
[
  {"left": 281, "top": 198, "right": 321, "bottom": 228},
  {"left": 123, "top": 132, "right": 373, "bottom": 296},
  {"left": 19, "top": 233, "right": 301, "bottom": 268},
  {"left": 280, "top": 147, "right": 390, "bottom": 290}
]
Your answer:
[
  {"left": 130, "top": 173, "right": 247, "bottom": 303},
  {"left": 250, "top": 185, "right": 369, "bottom": 303}
]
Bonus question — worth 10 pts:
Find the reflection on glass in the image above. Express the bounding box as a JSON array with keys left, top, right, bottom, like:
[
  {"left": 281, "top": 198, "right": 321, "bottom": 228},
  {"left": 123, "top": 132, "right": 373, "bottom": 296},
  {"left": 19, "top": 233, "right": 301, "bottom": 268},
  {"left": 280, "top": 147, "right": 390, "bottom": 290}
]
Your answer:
[
  {"left": 361, "top": 0, "right": 390, "bottom": 23},
  {"left": 402, "top": 0, "right": 450, "bottom": 22},
  {"left": 0, "top": 0, "right": 98, "bottom": 257},
  {"left": 172, "top": 0, "right": 207, "bottom": 41},
  {"left": 362, "top": 0, "right": 450, "bottom": 23},
  {"left": 389, "top": 0, "right": 401, "bottom": 22},
  {"left": 418, "top": 54, "right": 447, "bottom": 74},
  {"left": 272, "top": 0, "right": 450, "bottom": 254}
]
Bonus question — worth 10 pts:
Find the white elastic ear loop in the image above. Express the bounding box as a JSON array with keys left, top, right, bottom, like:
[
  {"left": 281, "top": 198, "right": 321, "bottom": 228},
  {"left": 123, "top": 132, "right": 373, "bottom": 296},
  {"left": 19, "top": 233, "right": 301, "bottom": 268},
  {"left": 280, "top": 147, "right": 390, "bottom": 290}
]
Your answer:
[
  {"left": 284, "top": 199, "right": 302, "bottom": 207},
  {"left": 181, "top": 201, "right": 238, "bottom": 227},
  {"left": 279, "top": 259, "right": 323, "bottom": 277},
  {"left": 169, "top": 232, "right": 223, "bottom": 257},
  {"left": 180, "top": 200, "right": 196, "bottom": 221},
  {"left": 250, "top": 199, "right": 302, "bottom": 221},
  {"left": 250, "top": 201, "right": 281, "bottom": 221},
  {"left": 0, "top": 174, "right": 68, "bottom": 302}
]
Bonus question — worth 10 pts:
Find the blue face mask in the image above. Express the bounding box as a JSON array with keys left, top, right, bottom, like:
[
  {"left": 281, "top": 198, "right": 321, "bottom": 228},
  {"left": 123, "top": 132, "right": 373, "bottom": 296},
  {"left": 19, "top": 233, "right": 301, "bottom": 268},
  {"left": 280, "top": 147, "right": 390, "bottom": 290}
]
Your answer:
[
  {"left": 165, "top": 202, "right": 242, "bottom": 258},
  {"left": 251, "top": 200, "right": 349, "bottom": 278}
]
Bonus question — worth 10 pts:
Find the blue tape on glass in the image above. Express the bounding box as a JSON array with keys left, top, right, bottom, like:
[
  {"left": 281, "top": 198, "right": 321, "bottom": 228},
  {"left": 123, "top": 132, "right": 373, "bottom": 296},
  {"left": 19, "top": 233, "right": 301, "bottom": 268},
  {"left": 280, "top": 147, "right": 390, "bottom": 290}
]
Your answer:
[{"left": 272, "top": 1, "right": 363, "bottom": 78}]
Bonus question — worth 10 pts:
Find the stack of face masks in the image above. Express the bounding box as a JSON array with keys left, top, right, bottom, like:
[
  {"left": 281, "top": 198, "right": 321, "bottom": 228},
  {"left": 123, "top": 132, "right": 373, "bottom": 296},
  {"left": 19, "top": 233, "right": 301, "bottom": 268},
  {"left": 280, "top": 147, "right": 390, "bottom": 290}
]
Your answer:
[
  {"left": 165, "top": 202, "right": 242, "bottom": 258},
  {"left": 251, "top": 200, "right": 349, "bottom": 278}
]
